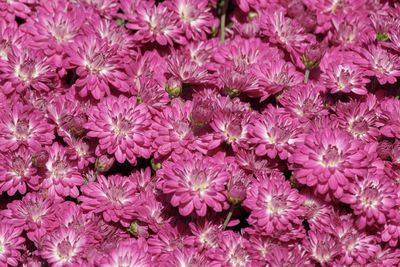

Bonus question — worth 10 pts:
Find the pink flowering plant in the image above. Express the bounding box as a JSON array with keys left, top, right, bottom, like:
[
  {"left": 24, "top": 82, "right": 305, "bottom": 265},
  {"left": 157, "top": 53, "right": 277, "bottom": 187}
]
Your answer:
[{"left": 2, "top": 0, "right": 400, "bottom": 265}]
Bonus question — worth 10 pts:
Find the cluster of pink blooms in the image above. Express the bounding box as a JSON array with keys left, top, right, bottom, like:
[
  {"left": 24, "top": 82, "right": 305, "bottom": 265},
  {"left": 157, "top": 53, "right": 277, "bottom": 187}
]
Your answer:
[{"left": 2, "top": 0, "right": 400, "bottom": 265}]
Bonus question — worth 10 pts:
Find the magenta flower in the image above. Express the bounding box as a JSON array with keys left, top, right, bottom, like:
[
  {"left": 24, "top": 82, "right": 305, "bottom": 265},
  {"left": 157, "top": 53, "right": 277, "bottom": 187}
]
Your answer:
[
  {"left": 378, "top": 98, "right": 400, "bottom": 138},
  {"left": 210, "top": 108, "right": 252, "bottom": 152},
  {"left": 158, "top": 152, "right": 229, "bottom": 217},
  {"left": 85, "top": 95, "right": 152, "bottom": 165},
  {"left": 303, "top": 230, "right": 342, "bottom": 266},
  {"left": 126, "top": 3, "right": 186, "bottom": 46},
  {"left": 99, "top": 239, "right": 151, "bottom": 266},
  {"left": 207, "top": 230, "right": 250, "bottom": 267},
  {"left": 0, "top": 221, "right": 25, "bottom": 266},
  {"left": 322, "top": 57, "right": 370, "bottom": 95},
  {"left": 0, "top": 101, "right": 54, "bottom": 152},
  {"left": 40, "top": 227, "right": 87, "bottom": 267},
  {"left": 186, "top": 218, "right": 221, "bottom": 250},
  {"left": 355, "top": 44, "right": 400, "bottom": 85},
  {"left": 65, "top": 137, "right": 95, "bottom": 170},
  {"left": 243, "top": 171, "right": 305, "bottom": 236},
  {"left": 249, "top": 105, "right": 301, "bottom": 160},
  {"left": 21, "top": 5, "right": 85, "bottom": 68},
  {"left": 0, "top": 47, "right": 56, "bottom": 94},
  {"left": 333, "top": 95, "right": 380, "bottom": 141},
  {"left": 0, "top": 147, "right": 39, "bottom": 196},
  {"left": 167, "top": 52, "right": 210, "bottom": 85},
  {"left": 252, "top": 59, "right": 302, "bottom": 100},
  {"left": 65, "top": 35, "right": 129, "bottom": 99},
  {"left": 167, "top": 0, "right": 213, "bottom": 41},
  {"left": 42, "top": 142, "right": 84, "bottom": 199},
  {"left": 2, "top": 192, "right": 56, "bottom": 241},
  {"left": 293, "top": 127, "right": 369, "bottom": 201},
  {"left": 78, "top": 174, "right": 138, "bottom": 227},
  {"left": 279, "top": 83, "right": 328, "bottom": 122}
]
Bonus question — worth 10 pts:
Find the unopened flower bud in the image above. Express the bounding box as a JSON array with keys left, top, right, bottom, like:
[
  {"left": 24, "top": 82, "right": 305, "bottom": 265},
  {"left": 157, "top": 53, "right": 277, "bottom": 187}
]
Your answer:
[
  {"left": 95, "top": 154, "right": 115, "bottom": 173},
  {"left": 166, "top": 77, "right": 182, "bottom": 98},
  {"left": 248, "top": 11, "right": 258, "bottom": 20},
  {"left": 127, "top": 220, "right": 149, "bottom": 238},
  {"left": 70, "top": 114, "right": 87, "bottom": 136},
  {"left": 32, "top": 150, "right": 49, "bottom": 168},
  {"left": 227, "top": 182, "right": 247, "bottom": 205},
  {"left": 287, "top": 0, "right": 305, "bottom": 18},
  {"left": 302, "top": 43, "right": 325, "bottom": 70},
  {"left": 151, "top": 158, "right": 161, "bottom": 171}
]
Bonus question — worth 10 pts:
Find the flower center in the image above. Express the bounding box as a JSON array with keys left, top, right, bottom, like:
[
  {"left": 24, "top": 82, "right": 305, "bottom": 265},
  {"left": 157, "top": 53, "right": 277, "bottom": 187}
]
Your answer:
[
  {"left": 173, "top": 120, "right": 191, "bottom": 138},
  {"left": 0, "top": 39, "right": 11, "bottom": 60},
  {"left": 12, "top": 156, "right": 27, "bottom": 177},
  {"left": 226, "top": 119, "right": 243, "bottom": 140},
  {"left": 57, "top": 240, "right": 73, "bottom": 260},
  {"left": 361, "top": 186, "right": 379, "bottom": 206},
  {"left": 113, "top": 117, "right": 132, "bottom": 136},
  {"left": 15, "top": 119, "right": 30, "bottom": 139},
  {"left": 191, "top": 169, "right": 208, "bottom": 193},
  {"left": 338, "top": 69, "right": 352, "bottom": 89},
  {"left": 351, "top": 119, "right": 368, "bottom": 135},
  {"left": 51, "top": 160, "right": 68, "bottom": 178},
  {"left": 108, "top": 185, "right": 127, "bottom": 205},
  {"left": 87, "top": 52, "right": 108, "bottom": 74},
  {"left": 18, "top": 59, "right": 37, "bottom": 82},
  {"left": 270, "top": 125, "right": 290, "bottom": 144},
  {"left": 315, "top": 241, "right": 331, "bottom": 262},
  {"left": 268, "top": 195, "right": 287, "bottom": 213},
  {"left": 322, "top": 145, "right": 341, "bottom": 167}
]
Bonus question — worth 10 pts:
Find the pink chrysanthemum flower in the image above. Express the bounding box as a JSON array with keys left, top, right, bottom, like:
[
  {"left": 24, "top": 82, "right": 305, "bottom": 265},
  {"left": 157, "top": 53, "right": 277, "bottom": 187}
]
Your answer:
[
  {"left": 167, "top": 52, "right": 210, "bottom": 85},
  {"left": 40, "top": 227, "right": 87, "bottom": 267},
  {"left": 265, "top": 244, "right": 311, "bottom": 267},
  {"left": 99, "top": 238, "right": 151, "bottom": 267},
  {"left": 322, "top": 57, "right": 370, "bottom": 95},
  {"left": 303, "top": 230, "right": 342, "bottom": 266},
  {"left": 330, "top": 16, "right": 367, "bottom": 47},
  {"left": 151, "top": 99, "right": 194, "bottom": 159},
  {"left": 293, "top": 127, "right": 369, "bottom": 201},
  {"left": 166, "top": 247, "right": 209, "bottom": 267},
  {"left": 158, "top": 153, "right": 229, "bottom": 217},
  {"left": 186, "top": 218, "right": 221, "bottom": 251},
  {"left": 148, "top": 223, "right": 189, "bottom": 261},
  {"left": 0, "top": 47, "right": 56, "bottom": 94},
  {"left": 210, "top": 108, "right": 252, "bottom": 152},
  {"left": 219, "top": 64, "right": 261, "bottom": 98},
  {"left": 65, "top": 35, "right": 129, "bottom": 99},
  {"left": 252, "top": 59, "right": 303, "bottom": 101},
  {"left": 234, "top": 148, "right": 279, "bottom": 176},
  {"left": 136, "top": 78, "right": 170, "bottom": 114},
  {"left": 0, "top": 101, "right": 54, "bottom": 152},
  {"left": 167, "top": 0, "right": 213, "bottom": 41},
  {"left": 42, "top": 142, "right": 84, "bottom": 199},
  {"left": 21, "top": 5, "right": 85, "bottom": 68},
  {"left": 65, "top": 137, "right": 95, "bottom": 170},
  {"left": 0, "top": 20, "right": 25, "bottom": 63},
  {"left": 300, "top": 188, "right": 333, "bottom": 232},
  {"left": 368, "top": 245, "right": 400, "bottom": 266},
  {"left": 0, "top": 0, "right": 32, "bottom": 22},
  {"left": 333, "top": 95, "right": 380, "bottom": 141},
  {"left": 261, "top": 11, "right": 309, "bottom": 55},
  {"left": 279, "top": 83, "right": 328, "bottom": 122},
  {"left": 0, "top": 221, "right": 25, "bottom": 266},
  {"left": 90, "top": 17, "right": 136, "bottom": 58},
  {"left": 207, "top": 230, "right": 250, "bottom": 267},
  {"left": 248, "top": 105, "right": 301, "bottom": 160},
  {"left": 380, "top": 221, "right": 400, "bottom": 247},
  {"left": 77, "top": 0, "right": 119, "bottom": 19},
  {"left": 2, "top": 192, "right": 56, "bottom": 241},
  {"left": 243, "top": 171, "right": 305, "bottom": 236},
  {"left": 355, "top": 44, "right": 400, "bottom": 85},
  {"left": 129, "top": 167, "right": 155, "bottom": 193},
  {"left": 0, "top": 147, "right": 39, "bottom": 196},
  {"left": 330, "top": 213, "right": 379, "bottom": 265},
  {"left": 126, "top": 3, "right": 186, "bottom": 46},
  {"left": 85, "top": 95, "right": 152, "bottom": 165},
  {"left": 135, "top": 191, "right": 170, "bottom": 233},
  {"left": 378, "top": 98, "right": 400, "bottom": 138},
  {"left": 78, "top": 174, "right": 138, "bottom": 227}
]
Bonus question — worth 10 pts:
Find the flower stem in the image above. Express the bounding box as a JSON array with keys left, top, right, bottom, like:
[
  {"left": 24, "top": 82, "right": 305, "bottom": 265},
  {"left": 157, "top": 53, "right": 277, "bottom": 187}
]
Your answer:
[
  {"left": 220, "top": 0, "right": 229, "bottom": 44},
  {"left": 223, "top": 204, "right": 235, "bottom": 230},
  {"left": 304, "top": 69, "right": 310, "bottom": 84}
]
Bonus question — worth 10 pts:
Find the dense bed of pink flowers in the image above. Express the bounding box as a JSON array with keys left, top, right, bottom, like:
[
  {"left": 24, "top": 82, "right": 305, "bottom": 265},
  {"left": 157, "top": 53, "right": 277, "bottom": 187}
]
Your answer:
[{"left": 2, "top": 0, "right": 400, "bottom": 265}]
